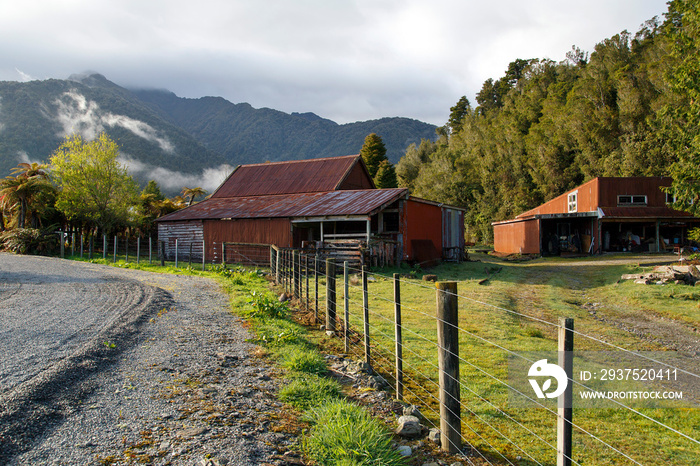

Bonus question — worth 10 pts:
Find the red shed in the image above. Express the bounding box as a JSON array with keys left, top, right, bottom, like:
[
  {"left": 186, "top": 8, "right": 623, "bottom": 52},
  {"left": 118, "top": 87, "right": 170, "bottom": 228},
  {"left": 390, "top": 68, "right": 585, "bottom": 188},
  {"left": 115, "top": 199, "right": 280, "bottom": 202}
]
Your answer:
[
  {"left": 157, "top": 155, "right": 465, "bottom": 265},
  {"left": 493, "top": 177, "right": 700, "bottom": 255}
]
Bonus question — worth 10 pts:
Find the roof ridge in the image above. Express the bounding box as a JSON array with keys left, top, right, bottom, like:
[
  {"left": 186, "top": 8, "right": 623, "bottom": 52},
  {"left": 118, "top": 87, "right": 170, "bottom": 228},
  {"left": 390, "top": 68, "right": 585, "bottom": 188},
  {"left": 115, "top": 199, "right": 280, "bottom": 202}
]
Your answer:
[{"left": 238, "top": 154, "right": 359, "bottom": 168}]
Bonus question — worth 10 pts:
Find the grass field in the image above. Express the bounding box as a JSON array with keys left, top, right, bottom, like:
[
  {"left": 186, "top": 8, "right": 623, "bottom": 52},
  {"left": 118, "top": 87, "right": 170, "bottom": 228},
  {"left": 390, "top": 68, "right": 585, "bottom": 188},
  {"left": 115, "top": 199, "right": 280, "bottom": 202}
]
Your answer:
[{"left": 299, "top": 252, "right": 700, "bottom": 466}]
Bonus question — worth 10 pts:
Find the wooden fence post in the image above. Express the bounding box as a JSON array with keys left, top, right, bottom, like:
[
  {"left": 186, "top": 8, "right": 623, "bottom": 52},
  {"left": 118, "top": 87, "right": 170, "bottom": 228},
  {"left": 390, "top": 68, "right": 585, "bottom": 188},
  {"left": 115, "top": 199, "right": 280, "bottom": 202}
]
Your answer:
[
  {"left": 305, "top": 254, "right": 310, "bottom": 312},
  {"left": 436, "top": 281, "right": 461, "bottom": 454},
  {"left": 149, "top": 237, "right": 152, "bottom": 264},
  {"left": 276, "top": 248, "right": 281, "bottom": 284},
  {"left": 125, "top": 233, "right": 129, "bottom": 262},
  {"left": 175, "top": 238, "right": 179, "bottom": 268},
  {"left": 71, "top": 232, "right": 75, "bottom": 257},
  {"left": 188, "top": 243, "right": 193, "bottom": 267},
  {"left": 394, "top": 273, "right": 403, "bottom": 401},
  {"left": 314, "top": 254, "right": 319, "bottom": 323},
  {"left": 558, "top": 317, "right": 574, "bottom": 466},
  {"left": 113, "top": 235, "right": 118, "bottom": 263},
  {"left": 293, "top": 250, "right": 300, "bottom": 298},
  {"left": 80, "top": 234, "right": 84, "bottom": 258},
  {"left": 344, "top": 261, "right": 350, "bottom": 353},
  {"left": 60, "top": 230, "right": 64, "bottom": 258},
  {"left": 326, "top": 258, "right": 336, "bottom": 334},
  {"left": 137, "top": 236, "right": 141, "bottom": 264},
  {"left": 270, "top": 247, "right": 274, "bottom": 275},
  {"left": 103, "top": 235, "right": 107, "bottom": 259},
  {"left": 284, "top": 250, "right": 289, "bottom": 294},
  {"left": 298, "top": 251, "right": 303, "bottom": 299},
  {"left": 221, "top": 242, "right": 225, "bottom": 267},
  {"left": 362, "top": 265, "right": 370, "bottom": 366},
  {"left": 202, "top": 240, "right": 206, "bottom": 271}
]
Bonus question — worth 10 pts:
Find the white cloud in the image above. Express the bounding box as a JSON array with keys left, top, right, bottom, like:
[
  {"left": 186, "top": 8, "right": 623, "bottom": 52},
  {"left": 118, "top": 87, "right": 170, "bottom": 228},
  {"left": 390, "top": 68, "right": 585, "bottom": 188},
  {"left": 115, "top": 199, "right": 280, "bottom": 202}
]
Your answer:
[
  {"left": 0, "top": 0, "right": 671, "bottom": 125},
  {"left": 54, "top": 91, "right": 173, "bottom": 151},
  {"left": 14, "top": 68, "right": 35, "bottom": 82},
  {"left": 120, "top": 155, "right": 233, "bottom": 193},
  {"left": 17, "top": 151, "right": 33, "bottom": 164}
]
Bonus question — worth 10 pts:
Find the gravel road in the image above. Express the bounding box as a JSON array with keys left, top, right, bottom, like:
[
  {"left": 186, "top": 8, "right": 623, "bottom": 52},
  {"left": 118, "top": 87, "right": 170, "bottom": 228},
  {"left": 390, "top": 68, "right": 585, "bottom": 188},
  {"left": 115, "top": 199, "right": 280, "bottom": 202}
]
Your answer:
[{"left": 0, "top": 253, "right": 296, "bottom": 465}]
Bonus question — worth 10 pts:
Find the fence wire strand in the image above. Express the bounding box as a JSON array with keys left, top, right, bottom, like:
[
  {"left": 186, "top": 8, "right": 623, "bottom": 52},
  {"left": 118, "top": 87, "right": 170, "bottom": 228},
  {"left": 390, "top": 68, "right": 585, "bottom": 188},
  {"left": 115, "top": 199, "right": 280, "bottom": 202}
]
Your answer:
[{"left": 278, "top": 251, "right": 698, "bottom": 466}]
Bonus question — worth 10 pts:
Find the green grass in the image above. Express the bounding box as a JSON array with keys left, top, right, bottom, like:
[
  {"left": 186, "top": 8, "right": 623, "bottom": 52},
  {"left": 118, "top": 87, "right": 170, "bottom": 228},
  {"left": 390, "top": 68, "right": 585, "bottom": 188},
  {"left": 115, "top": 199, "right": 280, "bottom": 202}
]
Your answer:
[
  {"left": 323, "top": 254, "right": 700, "bottom": 466},
  {"left": 278, "top": 376, "right": 343, "bottom": 410},
  {"left": 302, "top": 399, "right": 407, "bottom": 466},
  {"left": 281, "top": 346, "right": 328, "bottom": 375}
]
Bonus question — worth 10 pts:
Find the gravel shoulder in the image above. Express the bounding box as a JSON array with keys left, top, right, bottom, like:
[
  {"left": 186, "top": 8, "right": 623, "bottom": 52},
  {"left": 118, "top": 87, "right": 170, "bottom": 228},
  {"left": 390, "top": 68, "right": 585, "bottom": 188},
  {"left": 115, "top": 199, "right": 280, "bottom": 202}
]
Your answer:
[{"left": 0, "top": 254, "right": 295, "bottom": 465}]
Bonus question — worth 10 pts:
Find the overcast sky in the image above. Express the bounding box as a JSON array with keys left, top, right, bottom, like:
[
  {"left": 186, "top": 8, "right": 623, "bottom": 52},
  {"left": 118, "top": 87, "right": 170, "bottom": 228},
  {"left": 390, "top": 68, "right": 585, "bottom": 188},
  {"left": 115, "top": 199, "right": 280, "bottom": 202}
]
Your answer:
[{"left": 1, "top": 0, "right": 669, "bottom": 125}]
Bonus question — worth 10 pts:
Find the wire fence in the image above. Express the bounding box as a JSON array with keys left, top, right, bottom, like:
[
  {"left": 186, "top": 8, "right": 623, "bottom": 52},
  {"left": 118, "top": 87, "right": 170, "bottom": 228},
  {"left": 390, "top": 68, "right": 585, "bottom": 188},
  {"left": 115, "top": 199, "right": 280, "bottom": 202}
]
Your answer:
[
  {"left": 270, "top": 246, "right": 700, "bottom": 466},
  {"left": 51, "top": 235, "right": 700, "bottom": 465},
  {"left": 56, "top": 231, "right": 271, "bottom": 268}
]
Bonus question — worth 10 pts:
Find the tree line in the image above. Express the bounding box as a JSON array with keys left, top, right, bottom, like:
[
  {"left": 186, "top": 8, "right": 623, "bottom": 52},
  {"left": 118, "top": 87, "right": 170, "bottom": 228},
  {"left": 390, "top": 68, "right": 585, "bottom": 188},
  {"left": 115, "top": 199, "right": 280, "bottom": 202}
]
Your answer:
[
  {"left": 0, "top": 131, "right": 395, "bottom": 254},
  {"left": 397, "top": 0, "right": 700, "bottom": 242},
  {"left": 0, "top": 133, "right": 206, "bottom": 253}
]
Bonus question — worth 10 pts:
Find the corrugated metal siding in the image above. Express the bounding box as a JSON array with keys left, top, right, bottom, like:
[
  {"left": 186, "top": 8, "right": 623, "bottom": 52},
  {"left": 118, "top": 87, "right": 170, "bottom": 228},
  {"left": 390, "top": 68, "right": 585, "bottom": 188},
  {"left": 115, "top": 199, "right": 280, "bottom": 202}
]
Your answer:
[
  {"left": 158, "top": 189, "right": 409, "bottom": 222},
  {"left": 157, "top": 221, "right": 204, "bottom": 260},
  {"left": 403, "top": 199, "right": 442, "bottom": 260},
  {"left": 493, "top": 219, "right": 541, "bottom": 254},
  {"left": 597, "top": 177, "right": 671, "bottom": 207},
  {"left": 211, "top": 155, "right": 364, "bottom": 198},
  {"left": 203, "top": 218, "right": 291, "bottom": 261},
  {"left": 517, "top": 178, "right": 599, "bottom": 218}
]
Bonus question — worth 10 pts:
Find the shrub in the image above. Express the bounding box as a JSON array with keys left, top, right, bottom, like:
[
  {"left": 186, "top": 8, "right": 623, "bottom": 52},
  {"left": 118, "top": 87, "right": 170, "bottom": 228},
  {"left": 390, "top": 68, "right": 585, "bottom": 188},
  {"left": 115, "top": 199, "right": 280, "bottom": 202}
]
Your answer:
[
  {"left": 247, "top": 291, "right": 289, "bottom": 320},
  {"left": 0, "top": 228, "right": 58, "bottom": 254},
  {"left": 302, "top": 399, "right": 407, "bottom": 466}
]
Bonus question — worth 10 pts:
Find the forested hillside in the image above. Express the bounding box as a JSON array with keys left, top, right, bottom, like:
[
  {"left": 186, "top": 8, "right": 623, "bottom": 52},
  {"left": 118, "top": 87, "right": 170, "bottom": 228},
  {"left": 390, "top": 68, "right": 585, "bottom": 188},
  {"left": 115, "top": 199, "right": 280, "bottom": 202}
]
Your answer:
[
  {"left": 131, "top": 89, "right": 435, "bottom": 165},
  {"left": 0, "top": 75, "right": 436, "bottom": 195},
  {"left": 398, "top": 0, "right": 696, "bottom": 242}
]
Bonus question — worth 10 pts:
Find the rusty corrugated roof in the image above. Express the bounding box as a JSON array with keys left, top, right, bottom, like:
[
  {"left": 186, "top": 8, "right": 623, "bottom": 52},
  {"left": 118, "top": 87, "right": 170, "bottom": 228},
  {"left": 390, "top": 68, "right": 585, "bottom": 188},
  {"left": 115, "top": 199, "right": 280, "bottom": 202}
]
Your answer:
[
  {"left": 211, "top": 155, "right": 365, "bottom": 198},
  {"left": 158, "top": 188, "right": 409, "bottom": 222}
]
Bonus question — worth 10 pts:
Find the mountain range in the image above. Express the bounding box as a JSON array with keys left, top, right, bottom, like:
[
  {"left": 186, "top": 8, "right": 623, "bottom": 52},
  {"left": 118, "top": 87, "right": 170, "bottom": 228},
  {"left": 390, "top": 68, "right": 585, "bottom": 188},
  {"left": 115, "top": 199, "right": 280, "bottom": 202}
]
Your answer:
[{"left": 0, "top": 73, "right": 437, "bottom": 194}]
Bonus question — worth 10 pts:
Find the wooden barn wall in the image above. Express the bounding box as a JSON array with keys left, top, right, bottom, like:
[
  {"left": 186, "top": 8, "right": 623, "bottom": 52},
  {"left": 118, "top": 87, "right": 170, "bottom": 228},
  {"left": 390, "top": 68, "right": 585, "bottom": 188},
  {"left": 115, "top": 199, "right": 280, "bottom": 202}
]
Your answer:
[
  {"left": 337, "top": 162, "right": 374, "bottom": 190},
  {"left": 493, "top": 219, "right": 541, "bottom": 254},
  {"left": 597, "top": 177, "right": 671, "bottom": 207},
  {"left": 402, "top": 199, "right": 443, "bottom": 260},
  {"left": 202, "top": 218, "right": 292, "bottom": 261},
  {"left": 157, "top": 221, "right": 204, "bottom": 260}
]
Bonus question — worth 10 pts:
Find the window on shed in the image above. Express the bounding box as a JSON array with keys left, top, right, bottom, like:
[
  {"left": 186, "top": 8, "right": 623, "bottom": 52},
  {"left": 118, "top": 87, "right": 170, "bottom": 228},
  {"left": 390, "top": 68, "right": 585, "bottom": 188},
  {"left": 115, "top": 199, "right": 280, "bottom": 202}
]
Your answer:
[
  {"left": 618, "top": 195, "right": 647, "bottom": 206},
  {"left": 568, "top": 191, "right": 578, "bottom": 213}
]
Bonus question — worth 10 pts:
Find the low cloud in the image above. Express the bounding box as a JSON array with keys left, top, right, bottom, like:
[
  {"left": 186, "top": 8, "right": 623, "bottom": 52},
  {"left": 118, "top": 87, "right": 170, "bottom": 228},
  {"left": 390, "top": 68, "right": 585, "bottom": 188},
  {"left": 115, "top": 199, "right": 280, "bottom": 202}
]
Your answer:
[
  {"left": 55, "top": 91, "right": 174, "bottom": 152},
  {"left": 17, "top": 151, "right": 31, "bottom": 164},
  {"left": 14, "top": 68, "right": 35, "bottom": 82},
  {"left": 120, "top": 155, "right": 233, "bottom": 194}
]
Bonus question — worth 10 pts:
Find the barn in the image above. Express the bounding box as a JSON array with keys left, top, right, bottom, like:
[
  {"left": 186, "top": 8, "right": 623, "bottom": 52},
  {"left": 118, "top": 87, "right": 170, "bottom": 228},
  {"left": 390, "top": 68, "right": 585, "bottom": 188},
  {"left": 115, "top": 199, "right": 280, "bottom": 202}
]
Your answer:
[
  {"left": 156, "top": 155, "right": 465, "bottom": 266},
  {"left": 493, "top": 177, "right": 700, "bottom": 255}
]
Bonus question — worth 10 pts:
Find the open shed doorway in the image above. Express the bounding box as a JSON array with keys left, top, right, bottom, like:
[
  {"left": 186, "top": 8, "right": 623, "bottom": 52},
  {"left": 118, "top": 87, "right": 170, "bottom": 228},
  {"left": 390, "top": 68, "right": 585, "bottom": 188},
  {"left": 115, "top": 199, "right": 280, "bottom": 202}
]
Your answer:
[{"left": 540, "top": 217, "right": 597, "bottom": 255}]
